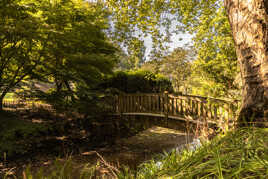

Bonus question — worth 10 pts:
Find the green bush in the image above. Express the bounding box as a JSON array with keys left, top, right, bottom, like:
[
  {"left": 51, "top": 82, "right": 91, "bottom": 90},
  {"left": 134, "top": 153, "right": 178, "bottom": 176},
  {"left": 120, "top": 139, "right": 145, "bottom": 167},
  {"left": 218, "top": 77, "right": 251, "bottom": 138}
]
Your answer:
[
  {"left": 98, "top": 70, "right": 173, "bottom": 93},
  {"left": 0, "top": 111, "right": 50, "bottom": 159}
]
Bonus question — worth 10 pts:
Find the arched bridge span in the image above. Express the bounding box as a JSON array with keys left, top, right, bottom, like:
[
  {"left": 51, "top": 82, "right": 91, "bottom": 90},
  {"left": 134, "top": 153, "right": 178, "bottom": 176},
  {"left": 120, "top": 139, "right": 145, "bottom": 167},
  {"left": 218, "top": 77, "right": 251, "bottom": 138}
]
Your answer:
[{"left": 112, "top": 92, "right": 239, "bottom": 128}]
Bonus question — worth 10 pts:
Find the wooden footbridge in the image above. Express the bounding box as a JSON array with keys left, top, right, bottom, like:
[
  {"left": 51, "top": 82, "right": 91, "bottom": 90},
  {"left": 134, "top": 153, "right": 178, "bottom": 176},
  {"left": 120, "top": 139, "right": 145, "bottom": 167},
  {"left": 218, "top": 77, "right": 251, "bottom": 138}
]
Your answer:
[
  {"left": 3, "top": 92, "right": 240, "bottom": 128},
  {"left": 112, "top": 92, "right": 239, "bottom": 128}
]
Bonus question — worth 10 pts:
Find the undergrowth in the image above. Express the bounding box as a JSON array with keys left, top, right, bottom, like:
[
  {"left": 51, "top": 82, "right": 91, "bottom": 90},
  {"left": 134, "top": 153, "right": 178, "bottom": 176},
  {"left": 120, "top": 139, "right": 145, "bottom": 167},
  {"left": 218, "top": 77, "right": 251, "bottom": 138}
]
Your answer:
[
  {"left": 5, "top": 127, "right": 268, "bottom": 178},
  {"left": 131, "top": 127, "right": 268, "bottom": 178},
  {"left": 0, "top": 111, "right": 50, "bottom": 159}
]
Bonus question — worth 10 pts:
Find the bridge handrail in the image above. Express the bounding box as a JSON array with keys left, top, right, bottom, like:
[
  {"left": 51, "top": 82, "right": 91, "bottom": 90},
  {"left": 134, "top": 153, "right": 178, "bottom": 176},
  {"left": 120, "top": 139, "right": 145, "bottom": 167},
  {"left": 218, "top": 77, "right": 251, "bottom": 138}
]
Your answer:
[
  {"left": 116, "top": 92, "right": 240, "bottom": 130},
  {"left": 119, "top": 92, "right": 239, "bottom": 104},
  {"left": 169, "top": 93, "right": 239, "bottom": 104}
]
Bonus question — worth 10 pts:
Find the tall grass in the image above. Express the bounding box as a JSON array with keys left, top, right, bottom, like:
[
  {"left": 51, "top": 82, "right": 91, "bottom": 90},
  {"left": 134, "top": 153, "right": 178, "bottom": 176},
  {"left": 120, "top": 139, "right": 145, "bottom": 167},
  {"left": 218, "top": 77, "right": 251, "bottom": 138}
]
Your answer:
[
  {"left": 4, "top": 157, "right": 99, "bottom": 179},
  {"left": 130, "top": 127, "right": 268, "bottom": 178}
]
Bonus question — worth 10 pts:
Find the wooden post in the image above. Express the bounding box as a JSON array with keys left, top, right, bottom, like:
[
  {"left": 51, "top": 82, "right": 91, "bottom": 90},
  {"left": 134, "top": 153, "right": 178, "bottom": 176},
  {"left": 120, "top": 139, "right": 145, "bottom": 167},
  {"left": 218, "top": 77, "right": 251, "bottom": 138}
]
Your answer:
[
  {"left": 224, "top": 103, "right": 230, "bottom": 131},
  {"left": 164, "top": 91, "right": 169, "bottom": 121},
  {"left": 214, "top": 104, "right": 218, "bottom": 121},
  {"left": 118, "top": 94, "right": 122, "bottom": 115},
  {"left": 175, "top": 98, "right": 178, "bottom": 115},
  {"left": 171, "top": 98, "right": 174, "bottom": 115},
  {"left": 135, "top": 95, "right": 138, "bottom": 112},
  {"left": 148, "top": 95, "right": 152, "bottom": 113},
  {"left": 180, "top": 99, "right": 183, "bottom": 115}
]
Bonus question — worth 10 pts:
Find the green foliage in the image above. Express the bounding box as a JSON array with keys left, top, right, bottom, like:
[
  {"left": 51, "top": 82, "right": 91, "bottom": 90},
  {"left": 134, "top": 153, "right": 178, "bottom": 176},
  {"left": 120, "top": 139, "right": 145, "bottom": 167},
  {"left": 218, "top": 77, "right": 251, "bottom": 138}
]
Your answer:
[
  {"left": 6, "top": 157, "right": 98, "bottom": 179},
  {"left": 188, "top": 3, "right": 240, "bottom": 98},
  {"left": 37, "top": 0, "right": 117, "bottom": 87},
  {"left": 122, "top": 127, "right": 268, "bottom": 178},
  {"left": 98, "top": 70, "right": 173, "bottom": 93},
  {"left": 141, "top": 47, "right": 193, "bottom": 93},
  {"left": 0, "top": 111, "right": 50, "bottom": 158},
  {"left": 0, "top": 0, "right": 118, "bottom": 110},
  {"left": 105, "top": 0, "right": 176, "bottom": 58},
  {"left": 103, "top": 0, "right": 240, "bottom": 98},
  {"left": 0, "top": 0, "right": 45, "bottom": 106}
]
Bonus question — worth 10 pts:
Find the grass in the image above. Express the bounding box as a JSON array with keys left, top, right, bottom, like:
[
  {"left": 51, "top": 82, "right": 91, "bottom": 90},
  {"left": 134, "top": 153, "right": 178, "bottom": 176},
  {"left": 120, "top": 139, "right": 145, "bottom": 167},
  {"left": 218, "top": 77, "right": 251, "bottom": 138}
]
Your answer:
[
  {"left": 131, "top": 127, "right": 268, "bottom": 178},
  {"left": 4, "top": 157, "right": 99, "bottom": 179},
  {"left": 10, "top": 127, "right": 268, "bottom": 178}
]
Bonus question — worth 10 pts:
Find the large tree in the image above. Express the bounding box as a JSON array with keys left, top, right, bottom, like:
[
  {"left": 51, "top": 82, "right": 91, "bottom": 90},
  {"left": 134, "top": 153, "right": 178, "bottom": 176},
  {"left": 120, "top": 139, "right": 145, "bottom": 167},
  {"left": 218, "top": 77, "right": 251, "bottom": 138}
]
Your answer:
[
  {"left": 0, "top": 0, "right": 44, "bottom": 110},
  {"left": 38, "top": 0, "right": 117, "bottom": 92},
  {"left": 0, "top": 0, "right": 117, "bottom": 111},
  {"left": 224, "top": 0, "right": 268, "bottom": 125}
]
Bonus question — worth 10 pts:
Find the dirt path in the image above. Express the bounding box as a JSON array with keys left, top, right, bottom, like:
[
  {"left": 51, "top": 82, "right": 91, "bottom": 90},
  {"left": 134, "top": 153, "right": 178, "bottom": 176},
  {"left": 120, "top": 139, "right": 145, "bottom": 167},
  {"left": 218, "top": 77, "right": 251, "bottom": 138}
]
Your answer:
[{"left": 71, "top": 126, "right": 193, "bottom": 169}]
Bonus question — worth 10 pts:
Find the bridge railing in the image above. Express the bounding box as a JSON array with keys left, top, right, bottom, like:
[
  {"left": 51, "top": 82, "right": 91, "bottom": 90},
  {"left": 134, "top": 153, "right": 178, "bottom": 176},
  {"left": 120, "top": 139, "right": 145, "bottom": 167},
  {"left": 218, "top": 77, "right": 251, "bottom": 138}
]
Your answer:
[
  {"left": 3, "top": 99, "right": 54, "bottom": 112},
  {"left": 117, "top": 92, "right": 239, "bottom": 127}
]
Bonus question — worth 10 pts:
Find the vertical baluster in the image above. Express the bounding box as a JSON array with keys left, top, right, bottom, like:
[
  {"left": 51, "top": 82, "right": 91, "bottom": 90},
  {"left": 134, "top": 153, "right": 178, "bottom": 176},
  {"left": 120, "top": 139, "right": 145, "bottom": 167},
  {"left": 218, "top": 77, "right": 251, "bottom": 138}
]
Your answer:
[
  {"left": 202, "top": 101, "right": 206, "bottom": 118},
  {"left": 224, "top": 103, "right": 229, "bottom": 129},
  {"left": 188, "top": 98, "right": 192, "bottom": 115},
  {"left": 194, "top": 99, "right": 197, "bottom": 115},
  {"left": 149, "top": 95, "right": 152, "bottom": 113},
  {"left": 191, "top": 99, "right": 194, "bottom": 115},
  {"left": 138, "top": 95, "right": 141, "bottom": 112},
  {"left": 139, "top": 95, "right": 141, "bottom": 112},
  {"left": 147, "top": 95, "right": 150, "bottom": 113},
  {"left": 164, "top": 91, "right": 169, "bottom": 120},
  {"left": 152, "top": 95, "right": 155, "bottom": 112},
  {"left": 145, "top": 95, "right": 148, "bottom": 113},
  {"left": 127, "top": 95, "right": 129, "bottom": 112},
  {"left": 131, "top": 95, "right": 134, "bottom": 112},
  {"left": 162, "top": 95, "right": 165, "bottom": 113},
  {"left": 219, "top": 104, "right": 223, "bottom": 125},
  {"left": 171, "top": 98, "right": 174, "bottom": 115},
  {"left": 142, "top": 95, "right": 146, "bottom": 112},
  {"left": 125, "top": 95, "right": 128, "bottom": 112},
  {"left": 121, "top": 95, "right": 124, "bottom": 113},
  {"left": 208, "top": 102, "right": 212, "bottom": 120},
  {"left": 131, "top": 95, "right": 133, "bottom": 112},
  {"left": 154, "top": 95, "right": 157, "bottom": 113},
  {"left": 214, "top": 104, "right": 218, "bottom": 121},
  {"left": 158, "top": 95, "right": 161, "bottom": 113},
  {"left": 128, "top": 95, "right": 131, "bottom": 112},
  {"left": 132, "top": 95, "right": 134, "bottom": 113},
  {"left": 144, "top": 95, "right": 147, "bottom": 112},
  {"left": 185, "top": 98, "right": 188, "bottom": 115},
  {"left": 136, "top": 95, "right": 138, "bottom": 112},
  {"left": 200, "top": 101, "right": 204, "bottom": 118},
  {"left": 180, "top": 98, "right": 184, "bottom": 115},
  {"left": 175, "top": 98, "right": 178, "bottom": 115},
  {"left": 198, "top": 101, "right": 203, "bottom": 118},
  {"left": 133, "top": 95, "right": 135, "bottom": 112},
  {"left": 137, "top": 95, "right": 140, "bottom": 112},
  {"left": 122, "top": 95, "right": 125, "bottom": 113},
  {"left": 126, "top": 95, "right": 129, "bottom": 112}
]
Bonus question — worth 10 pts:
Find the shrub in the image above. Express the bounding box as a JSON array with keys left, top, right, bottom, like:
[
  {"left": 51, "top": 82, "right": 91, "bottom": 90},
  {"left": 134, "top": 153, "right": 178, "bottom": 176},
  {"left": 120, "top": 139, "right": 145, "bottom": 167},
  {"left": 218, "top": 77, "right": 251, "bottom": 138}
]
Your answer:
[
  {"left": 97, "top": 70, "right": 173, "bottom": 93},
  {"left": 0, "top": 111, "right": 50, "bottom": 159}
]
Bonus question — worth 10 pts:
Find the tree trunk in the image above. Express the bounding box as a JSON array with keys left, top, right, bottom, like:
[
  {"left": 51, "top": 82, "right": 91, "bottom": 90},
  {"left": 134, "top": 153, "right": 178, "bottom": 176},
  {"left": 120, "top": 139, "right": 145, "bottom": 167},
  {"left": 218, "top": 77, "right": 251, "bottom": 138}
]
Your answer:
[{"left": 225, "top": 0, "right": 268, "bottom": 126}]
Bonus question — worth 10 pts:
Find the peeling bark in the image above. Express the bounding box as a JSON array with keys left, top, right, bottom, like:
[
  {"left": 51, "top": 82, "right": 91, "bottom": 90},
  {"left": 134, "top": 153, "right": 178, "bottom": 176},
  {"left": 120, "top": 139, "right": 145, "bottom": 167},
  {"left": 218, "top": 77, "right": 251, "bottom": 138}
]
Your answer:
[{"left": 225, "top": 0, "right": 268, "bottom": 126}]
